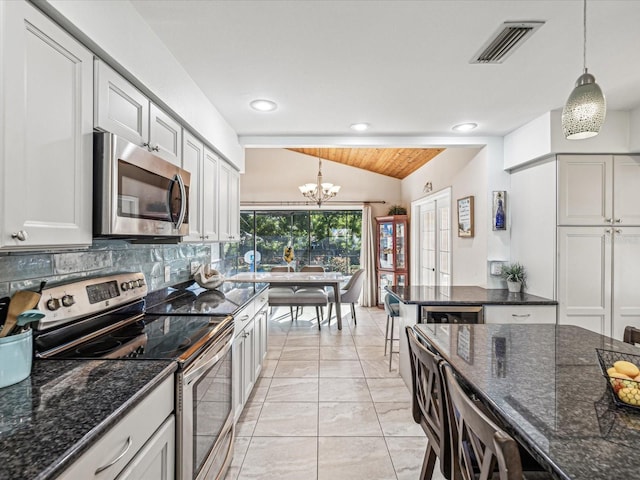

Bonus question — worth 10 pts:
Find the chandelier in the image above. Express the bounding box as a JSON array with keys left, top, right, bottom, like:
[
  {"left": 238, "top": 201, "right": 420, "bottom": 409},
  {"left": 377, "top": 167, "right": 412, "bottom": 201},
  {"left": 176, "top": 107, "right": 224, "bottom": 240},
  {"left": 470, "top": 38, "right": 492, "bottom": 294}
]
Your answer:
[{"left": 298, "top": 157, "right": 340, "bottom": 207}]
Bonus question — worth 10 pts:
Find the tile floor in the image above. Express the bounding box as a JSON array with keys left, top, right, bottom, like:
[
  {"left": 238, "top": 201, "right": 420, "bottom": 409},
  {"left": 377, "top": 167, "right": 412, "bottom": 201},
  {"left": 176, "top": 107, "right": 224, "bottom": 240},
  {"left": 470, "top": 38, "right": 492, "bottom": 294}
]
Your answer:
[{"left": 224, "top": 305, "right": 446, "bottom": 480}]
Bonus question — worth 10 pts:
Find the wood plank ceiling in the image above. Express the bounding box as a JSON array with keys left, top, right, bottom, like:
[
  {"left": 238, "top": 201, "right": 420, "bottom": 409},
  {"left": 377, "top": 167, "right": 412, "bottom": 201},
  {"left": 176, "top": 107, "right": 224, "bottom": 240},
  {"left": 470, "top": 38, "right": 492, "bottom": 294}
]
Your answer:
[{"left": 287, "top": 147, "right": 446, "bottom": 180}]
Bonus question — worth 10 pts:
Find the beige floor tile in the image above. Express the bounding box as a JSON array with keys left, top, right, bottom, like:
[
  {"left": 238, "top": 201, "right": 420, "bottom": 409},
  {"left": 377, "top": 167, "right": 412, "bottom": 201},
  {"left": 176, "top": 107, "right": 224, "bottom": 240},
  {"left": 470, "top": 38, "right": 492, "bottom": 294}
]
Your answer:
[
  {"left": 319, "top": 345, "right": 359, "bottom": 360},
  {"left": 259, "top": 359, "right": 278, "bottom": 378},
  {"left": 385, "top": 436, "right": 431, "bottom": 480},
  {"left": 253, "top": 402, "right": 318, "bottom": 436},
  {"left": 317, "top": 437, "right": 397, "bottom": 480},
  {"left": 318, "top": 402, "right": 382, "bottom": 436},
  {"left": 351, "top": 325, "right": 385, "bottom": 336},
  {"left": 247, "top": 377, "right": 271, "bottom": 404},
  {"left": 367, "top": 377, "right": 411, "bottom": 403},
  {"left": 273, "top": 360, "right": 319, "bottom": 378},
  {"left": 353, "top": 335, "right": 386, "bottom": 347},
  {"left": 235, "top": 403, "right": 263, "bottom": 437},
  {"left": 265, "top": 349, "right": 281, "bottom": 360},
  {"left": 279, "top": 346, "right": 320, "bottom": 360},
  {"left": 319, "top": 360, "right": 364, "bottom": 378},
  {"left": 285, "top": 335, "right": 320, "bottom": 346},
  {"left": 356, "top": 345, "right": 388, "bottom": 360},
  {"left": 374, "top": 402, "right": 425, "bottom": 436},
  {"left": 238, "top": 436, "right": 317, "bottom": 480},
  {"left": 266, "top": 377, "right": 319, "bottom": 402},
  {"left": 319, "top": 377, "right": 372, "bottom": 402},
  {"left": 224, "top": 436, "right": 251, "bottom": 480},
  {"left": 319, "top": 334, "right": 355, "bottom": 346},
  {"left": 361, "top": 358, "right": 402, "bottom": 378}
]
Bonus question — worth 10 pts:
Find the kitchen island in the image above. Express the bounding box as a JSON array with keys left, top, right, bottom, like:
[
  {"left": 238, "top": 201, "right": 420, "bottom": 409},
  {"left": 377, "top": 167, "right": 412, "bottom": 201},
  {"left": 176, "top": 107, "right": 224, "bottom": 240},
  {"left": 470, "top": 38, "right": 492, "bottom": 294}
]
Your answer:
[
  {"left": 413, "top": 323, "right": 640, "bottom": 480},
  {"left": 386, "top": 285, "right": 557, "bottom": 386}
]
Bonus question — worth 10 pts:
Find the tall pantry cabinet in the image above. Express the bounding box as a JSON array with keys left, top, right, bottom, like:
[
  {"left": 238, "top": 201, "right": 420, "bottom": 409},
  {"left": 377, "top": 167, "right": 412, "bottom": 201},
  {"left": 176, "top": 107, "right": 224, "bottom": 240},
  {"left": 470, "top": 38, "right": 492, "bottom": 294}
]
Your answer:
[{"left": 557, "top": 155, "right": 640, "bottom": 340}]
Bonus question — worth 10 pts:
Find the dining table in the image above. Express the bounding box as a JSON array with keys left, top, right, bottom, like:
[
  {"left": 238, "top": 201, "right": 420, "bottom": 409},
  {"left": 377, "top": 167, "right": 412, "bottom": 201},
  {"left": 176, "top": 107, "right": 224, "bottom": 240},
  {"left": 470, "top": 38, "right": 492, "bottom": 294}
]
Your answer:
[
  {"left": 413, "top": 322, "right": 640, "bottom": 480},
  {"left": 225, "top": 271, "right": 346, "bottom": 329}
]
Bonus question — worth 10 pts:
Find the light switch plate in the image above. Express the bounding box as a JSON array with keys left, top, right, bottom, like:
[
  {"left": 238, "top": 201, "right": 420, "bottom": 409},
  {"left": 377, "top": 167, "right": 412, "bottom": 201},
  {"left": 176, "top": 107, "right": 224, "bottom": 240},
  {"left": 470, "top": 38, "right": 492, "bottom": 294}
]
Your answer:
[{"left": 164, "top": 266, "right": 171, "bottom": 282}]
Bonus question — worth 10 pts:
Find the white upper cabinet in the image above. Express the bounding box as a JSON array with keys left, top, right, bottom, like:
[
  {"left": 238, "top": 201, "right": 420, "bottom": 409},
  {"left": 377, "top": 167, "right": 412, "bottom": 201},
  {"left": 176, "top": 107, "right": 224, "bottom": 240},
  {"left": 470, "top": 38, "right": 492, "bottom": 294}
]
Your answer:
[
  {"left": 558, "top": 154, "right": 640, "bottom": 226},
  {"left": 612, "top": 155, "right": 640, "bottom": 226},
  {"left": 1, "top": 0, "right": 93, "bottom": 250},
  {"left": 558, "top": 155, "right": 613, "bottom": 226},
  {"left": 95, "top": 60, "right": 182, "bottom": 166},
  {"left": 182, "top": 131, "right": 219, "bottom": 243},
  {"left": 218, "top": 161, "right": 240, "bottom": 242}
]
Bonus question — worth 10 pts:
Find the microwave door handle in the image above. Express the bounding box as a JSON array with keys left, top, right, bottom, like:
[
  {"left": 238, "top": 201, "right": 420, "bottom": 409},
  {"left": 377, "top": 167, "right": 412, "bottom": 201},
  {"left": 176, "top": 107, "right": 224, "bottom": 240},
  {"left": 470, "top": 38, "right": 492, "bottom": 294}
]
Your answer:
[{"left": 175, "top": 173, "right": 187, "bottom": 229}]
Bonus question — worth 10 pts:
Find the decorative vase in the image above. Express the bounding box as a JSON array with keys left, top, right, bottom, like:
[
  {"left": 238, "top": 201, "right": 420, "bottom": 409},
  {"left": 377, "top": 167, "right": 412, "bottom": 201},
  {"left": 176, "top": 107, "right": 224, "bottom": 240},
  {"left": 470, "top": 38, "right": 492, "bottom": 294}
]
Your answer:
[{"left": 507, "top": 281, "right": 522, "bottom": 293}]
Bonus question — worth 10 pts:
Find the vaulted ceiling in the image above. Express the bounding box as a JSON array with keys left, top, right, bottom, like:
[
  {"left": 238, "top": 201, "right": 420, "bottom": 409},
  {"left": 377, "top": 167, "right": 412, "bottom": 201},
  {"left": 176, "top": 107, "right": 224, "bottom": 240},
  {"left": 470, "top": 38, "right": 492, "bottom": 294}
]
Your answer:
[{"left": 287, "top": 148, "right": 445, "bottom": 179}]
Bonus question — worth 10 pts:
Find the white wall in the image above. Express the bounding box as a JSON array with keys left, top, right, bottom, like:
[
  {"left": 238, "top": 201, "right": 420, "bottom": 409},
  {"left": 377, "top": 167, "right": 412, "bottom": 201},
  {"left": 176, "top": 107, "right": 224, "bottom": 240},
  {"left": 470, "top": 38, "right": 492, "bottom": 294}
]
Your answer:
[
  {"left": 401, "top": 147, "right": 501, "bottom": 287},
  {"left": 242, "top": 149, "right": 402, "bottom": 217},
  {"left": 41, "top": 0, "right": 244, "bottom": 170}
]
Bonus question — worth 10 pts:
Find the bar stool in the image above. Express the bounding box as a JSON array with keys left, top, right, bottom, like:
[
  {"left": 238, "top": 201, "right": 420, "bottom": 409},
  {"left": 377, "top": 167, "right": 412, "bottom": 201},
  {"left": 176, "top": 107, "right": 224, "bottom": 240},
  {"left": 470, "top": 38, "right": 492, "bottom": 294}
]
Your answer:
[{"left": 384, "top": 293, "right": 400, "bottom": 371}]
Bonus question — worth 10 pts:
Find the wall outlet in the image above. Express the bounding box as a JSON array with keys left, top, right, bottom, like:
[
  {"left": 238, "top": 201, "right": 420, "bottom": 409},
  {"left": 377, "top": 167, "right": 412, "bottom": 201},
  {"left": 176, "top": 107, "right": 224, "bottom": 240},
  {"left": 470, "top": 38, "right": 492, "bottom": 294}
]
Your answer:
[
  {"left": 164, "top": 266, "right": 171, "bottom": 283},
  {"left": 190, "top": 261, "right": 200, "bottom": 275}
]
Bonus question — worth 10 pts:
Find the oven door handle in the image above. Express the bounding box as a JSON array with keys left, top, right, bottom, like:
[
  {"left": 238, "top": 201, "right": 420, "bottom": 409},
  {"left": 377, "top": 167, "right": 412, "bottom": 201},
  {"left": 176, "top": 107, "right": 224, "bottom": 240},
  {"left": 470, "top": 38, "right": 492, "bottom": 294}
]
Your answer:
[
  {"left": 184, "top": 337, "right": 232, "bottom": 386},
  {"left": 175, "top": 173, "right": 187, "bottom": 229}
]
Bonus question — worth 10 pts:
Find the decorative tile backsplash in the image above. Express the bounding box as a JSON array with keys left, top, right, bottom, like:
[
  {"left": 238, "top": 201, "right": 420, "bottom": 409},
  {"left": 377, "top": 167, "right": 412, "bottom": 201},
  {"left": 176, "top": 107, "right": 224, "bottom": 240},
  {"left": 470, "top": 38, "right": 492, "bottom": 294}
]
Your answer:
[{"left": 0, "top": 239, "right": 215, "bottom": 297}]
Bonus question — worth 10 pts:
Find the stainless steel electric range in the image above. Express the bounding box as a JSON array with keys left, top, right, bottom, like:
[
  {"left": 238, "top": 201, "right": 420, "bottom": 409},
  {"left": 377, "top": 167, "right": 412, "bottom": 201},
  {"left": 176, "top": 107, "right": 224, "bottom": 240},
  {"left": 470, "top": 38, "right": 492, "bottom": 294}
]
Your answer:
[{"left": 33, "top": 272, "right": 238, "bottom": 480}]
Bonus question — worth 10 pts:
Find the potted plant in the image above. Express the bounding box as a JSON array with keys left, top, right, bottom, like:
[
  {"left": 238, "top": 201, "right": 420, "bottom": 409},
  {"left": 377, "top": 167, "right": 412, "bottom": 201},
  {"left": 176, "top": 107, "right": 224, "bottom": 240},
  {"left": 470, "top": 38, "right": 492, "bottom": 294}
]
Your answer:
[
  {"left": 387, "top": 205, "right": 407, "bottom": 215},
  {"left": 501, "top": 262, "right": 526, "bottom": 293}
]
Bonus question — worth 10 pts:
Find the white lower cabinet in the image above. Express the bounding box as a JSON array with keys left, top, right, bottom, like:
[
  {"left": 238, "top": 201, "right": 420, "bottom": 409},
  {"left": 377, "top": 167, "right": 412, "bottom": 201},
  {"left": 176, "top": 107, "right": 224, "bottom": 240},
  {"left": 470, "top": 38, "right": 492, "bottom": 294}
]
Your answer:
[
  {"left": 484, "top": 305, "right": 557, "bottom": 324},
  {"left": 115, "top": 415, "right": 175, "bottom": 480},
  {"left": 58, "top": 376, "right": 174, "bottom": 480},
  {"left": 233, "top": 291, "right": 268, "bottom": 422}
]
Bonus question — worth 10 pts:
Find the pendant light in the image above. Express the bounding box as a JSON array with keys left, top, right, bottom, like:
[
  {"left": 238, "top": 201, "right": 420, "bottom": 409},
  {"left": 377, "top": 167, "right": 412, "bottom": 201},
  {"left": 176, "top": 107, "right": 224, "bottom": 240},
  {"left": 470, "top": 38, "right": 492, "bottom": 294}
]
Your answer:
[{"left": 561, "top": 0, "right": 606, "bottom": 140}]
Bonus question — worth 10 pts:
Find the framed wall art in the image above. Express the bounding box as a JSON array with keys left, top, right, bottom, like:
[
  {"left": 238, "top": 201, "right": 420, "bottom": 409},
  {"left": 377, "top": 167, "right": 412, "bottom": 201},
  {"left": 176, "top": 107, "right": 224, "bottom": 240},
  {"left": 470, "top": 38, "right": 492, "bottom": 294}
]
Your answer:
[{"left": 457, "top": 196, "right": 474, "bottom": 237}]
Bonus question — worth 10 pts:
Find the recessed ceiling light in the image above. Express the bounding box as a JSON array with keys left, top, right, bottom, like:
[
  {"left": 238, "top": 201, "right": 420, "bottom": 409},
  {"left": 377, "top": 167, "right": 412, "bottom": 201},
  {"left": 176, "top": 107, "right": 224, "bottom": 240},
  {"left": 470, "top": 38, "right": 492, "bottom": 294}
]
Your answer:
[
  {"left": 452, "top": 123, "right": 478, "bottom": 132},
  {"left": 250, "top": 99, "right": 277, "bottom": 112},
  {"left": 350, "top": 123, "right": 370, "bottom": 132}
]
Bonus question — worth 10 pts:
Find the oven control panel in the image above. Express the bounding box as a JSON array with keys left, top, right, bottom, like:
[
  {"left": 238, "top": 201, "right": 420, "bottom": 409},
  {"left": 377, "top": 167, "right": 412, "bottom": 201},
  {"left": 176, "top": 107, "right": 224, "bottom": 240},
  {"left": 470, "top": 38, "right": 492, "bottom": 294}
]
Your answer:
[{"left": 36, "top": 272, "right": 148, "bottom": 330}]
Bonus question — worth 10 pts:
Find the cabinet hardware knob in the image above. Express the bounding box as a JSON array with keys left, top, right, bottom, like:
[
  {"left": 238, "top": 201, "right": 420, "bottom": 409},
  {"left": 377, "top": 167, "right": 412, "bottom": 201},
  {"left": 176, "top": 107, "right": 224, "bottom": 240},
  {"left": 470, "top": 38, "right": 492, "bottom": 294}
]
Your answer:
[
  {"left": 615, "top": 219, "right": 622, "bottom": 223},
  {"left": 152, "top": 145, "right": 160, "bottom": 152},
  {"left": 512, "top": 314, "right": 531, "bottom": 318},
  {"left": 615, "top": 228, "right": 622, "bottom": 234},
  {"left": 605, "top": 229, "right": 612, "bottom": 233},
  {"left": 11, "top": 230, "right": 28, "bottom": 241},
  {"left": 142, "top": 142, "right": 150, "bottom": 148},
  {"left": 605, "top": 218, "right": 612, "bottom": 223}
]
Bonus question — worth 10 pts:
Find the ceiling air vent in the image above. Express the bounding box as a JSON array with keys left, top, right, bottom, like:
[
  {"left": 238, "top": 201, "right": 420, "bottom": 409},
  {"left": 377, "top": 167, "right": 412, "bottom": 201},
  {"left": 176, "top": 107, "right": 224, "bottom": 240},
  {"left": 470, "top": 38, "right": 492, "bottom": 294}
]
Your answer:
[{"left": 471, "top": 21, "right": 544, "bottom": 64}]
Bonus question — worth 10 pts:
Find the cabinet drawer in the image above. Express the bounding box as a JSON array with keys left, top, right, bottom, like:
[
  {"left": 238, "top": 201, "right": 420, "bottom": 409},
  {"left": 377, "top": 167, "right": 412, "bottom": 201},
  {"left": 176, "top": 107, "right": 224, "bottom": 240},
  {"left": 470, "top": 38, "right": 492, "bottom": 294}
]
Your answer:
[
  {"left": 254, "top": 290, "right": 268, "bottom": 314},
  {"left": 234, "top": 303, "right": 254, "bottom": 332},
  {"left": 58, "top": 376, "right": 174, "bottom": 480},
  {"left": 484, "top": 305, "right": 557, "bottom": 324}
]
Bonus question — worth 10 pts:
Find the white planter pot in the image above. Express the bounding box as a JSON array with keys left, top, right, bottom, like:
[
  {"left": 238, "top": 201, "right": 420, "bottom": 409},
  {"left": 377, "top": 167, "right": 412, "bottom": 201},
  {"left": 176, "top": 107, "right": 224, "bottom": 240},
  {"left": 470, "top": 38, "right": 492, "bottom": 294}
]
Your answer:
[{"left": 507, "top": 281, "right": 522, "bottom": 293}]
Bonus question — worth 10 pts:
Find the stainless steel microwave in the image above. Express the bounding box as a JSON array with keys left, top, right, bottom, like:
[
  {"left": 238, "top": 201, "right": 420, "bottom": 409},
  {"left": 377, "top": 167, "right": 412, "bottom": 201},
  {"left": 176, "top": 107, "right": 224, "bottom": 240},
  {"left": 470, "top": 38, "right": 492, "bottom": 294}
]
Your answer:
[{"left": 93, "top": 132, "right": 191, "bottom": 238}]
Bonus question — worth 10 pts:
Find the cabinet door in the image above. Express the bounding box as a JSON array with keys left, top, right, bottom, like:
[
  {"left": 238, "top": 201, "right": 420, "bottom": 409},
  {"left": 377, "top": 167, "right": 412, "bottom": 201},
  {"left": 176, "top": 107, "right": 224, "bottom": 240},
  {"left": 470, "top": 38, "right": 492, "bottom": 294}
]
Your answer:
[
  {"left": 232, "top": 338, "right": 244, "bottom": 422},
  {"left": 378, "top": 221, "right": 394, "bottom": 269},
  {"left": 95, "top": 60, "right": 149, "bottom": 146},
  {"left": 115, "top": 415, "right": 175, "bottom": 480},
  {"left": 242, "top": 320, "right": 256, "bottom": 405},
  {"left": 1, "top": 0, "right": 93, "bottom": 249},
  {"left": 203, "top": 148, "right": 219, "bottom": 241},
  {"left": 182, "top": 131, "right": 204, "bottom": 242},
  {"left": 557, "top": 227, "right": 612, "bottom": 336},
  {"left": 613, "top": 155, "right": 640, "bottom": 226},
  {"left": 219, "top": 161, "right": 240, "bottom": 241},
  {"left": 484, "top": 305, "right": 557, "bottom": 324},
  {"left": 149, "top": 103, "right": 182, "bottom": 166},
  {"left": 612, "top": 227, "right": 640, "bottom": 341},
  {"left": 558, "top": 155, "right": 613, "bottom": 225},
  {"left": 253, "top": 307, "right": 268, "bottom": 379}
]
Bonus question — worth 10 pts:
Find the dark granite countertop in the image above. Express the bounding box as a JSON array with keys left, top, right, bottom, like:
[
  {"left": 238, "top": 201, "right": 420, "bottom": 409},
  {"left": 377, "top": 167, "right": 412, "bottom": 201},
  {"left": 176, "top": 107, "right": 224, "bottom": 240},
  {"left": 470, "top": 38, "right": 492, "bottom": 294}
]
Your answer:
[
  {"left": 0, "top": 359, "right": 176, "bottom": 480},
  {"left": 414, "top": 323, "right": 640, "bottom": 480},
  {"left": 145, "top": 281, "right": 268, "bottom": 316},
  {"left": 387, "top": 285, "right": 557, "bottom": 305}
]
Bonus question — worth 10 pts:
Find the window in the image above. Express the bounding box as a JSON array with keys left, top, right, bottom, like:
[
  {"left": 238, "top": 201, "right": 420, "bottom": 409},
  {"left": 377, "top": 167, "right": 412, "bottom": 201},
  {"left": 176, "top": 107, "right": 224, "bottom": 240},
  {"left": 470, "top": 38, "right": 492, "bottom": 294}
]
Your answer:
[{"left": 221, "top": 210, "right": 362, "bottom": 275}]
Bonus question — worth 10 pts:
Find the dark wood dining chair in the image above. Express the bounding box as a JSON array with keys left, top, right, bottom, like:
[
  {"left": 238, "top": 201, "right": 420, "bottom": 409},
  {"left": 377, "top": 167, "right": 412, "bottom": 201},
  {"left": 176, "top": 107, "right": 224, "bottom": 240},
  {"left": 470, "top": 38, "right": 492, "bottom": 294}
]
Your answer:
[
  {"left": 623, "top": 326, "right": 640, "bottom": 345},
  {"left": 442, "top": 363, "right": 550, "bottom": 480},
  {"left": 405, "top": 326, "right": 453, "bottom": 480}
]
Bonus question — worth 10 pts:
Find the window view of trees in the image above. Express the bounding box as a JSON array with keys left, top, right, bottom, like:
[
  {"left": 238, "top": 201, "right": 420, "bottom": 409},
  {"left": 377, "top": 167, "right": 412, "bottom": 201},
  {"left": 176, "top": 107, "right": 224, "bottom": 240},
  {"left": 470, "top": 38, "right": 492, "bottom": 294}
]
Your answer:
[{"left": 222, "top": 210, "right": 362, "bottom": 275}]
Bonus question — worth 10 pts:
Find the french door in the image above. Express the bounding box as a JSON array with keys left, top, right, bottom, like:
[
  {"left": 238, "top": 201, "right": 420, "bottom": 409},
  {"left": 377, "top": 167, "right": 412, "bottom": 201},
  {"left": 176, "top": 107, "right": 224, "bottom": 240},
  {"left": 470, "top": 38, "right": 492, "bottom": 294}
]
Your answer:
[{"left": 412, "top": 189, "right": 452, "bottom": 287}]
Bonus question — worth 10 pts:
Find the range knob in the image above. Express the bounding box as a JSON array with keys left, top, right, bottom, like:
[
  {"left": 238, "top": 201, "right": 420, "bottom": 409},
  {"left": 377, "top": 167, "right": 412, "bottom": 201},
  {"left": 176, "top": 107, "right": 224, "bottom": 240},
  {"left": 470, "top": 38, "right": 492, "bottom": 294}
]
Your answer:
[
  {"left": 61, "top": 294, "right": 75, "bottom": 307},
  {"left": 46, "top": 298, "right": 60, "bottom": 311},
  {"left": 121, "top": 282, "right": 131, "bottom": 291},
  {"left": 136, "top": 279, "right": 145, "bottom": 288}
]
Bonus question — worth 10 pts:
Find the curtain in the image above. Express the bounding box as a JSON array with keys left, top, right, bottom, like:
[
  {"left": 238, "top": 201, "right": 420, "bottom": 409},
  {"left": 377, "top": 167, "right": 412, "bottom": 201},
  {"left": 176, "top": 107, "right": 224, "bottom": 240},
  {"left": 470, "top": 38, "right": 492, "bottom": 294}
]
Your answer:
[{"left": 360, "top": 204, "right": 377, "bottom": 306}]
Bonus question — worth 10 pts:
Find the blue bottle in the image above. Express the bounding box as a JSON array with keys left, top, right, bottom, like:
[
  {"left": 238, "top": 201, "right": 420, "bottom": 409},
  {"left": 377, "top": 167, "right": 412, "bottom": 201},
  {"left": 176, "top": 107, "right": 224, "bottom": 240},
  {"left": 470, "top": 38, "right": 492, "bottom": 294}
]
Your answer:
[{"left": 495, "top": 195, "right": 505, "bottom": 230}]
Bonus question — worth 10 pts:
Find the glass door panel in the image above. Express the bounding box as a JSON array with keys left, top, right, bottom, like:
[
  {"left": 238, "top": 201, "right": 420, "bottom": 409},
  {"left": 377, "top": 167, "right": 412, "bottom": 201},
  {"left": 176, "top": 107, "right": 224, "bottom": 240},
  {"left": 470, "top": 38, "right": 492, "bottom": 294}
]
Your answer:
[
  {"left": 395, "top": 221, "right": 406, "bottom": 269},
  {"left": 379, "top": 222, "right": 394, "bottom": 269}
]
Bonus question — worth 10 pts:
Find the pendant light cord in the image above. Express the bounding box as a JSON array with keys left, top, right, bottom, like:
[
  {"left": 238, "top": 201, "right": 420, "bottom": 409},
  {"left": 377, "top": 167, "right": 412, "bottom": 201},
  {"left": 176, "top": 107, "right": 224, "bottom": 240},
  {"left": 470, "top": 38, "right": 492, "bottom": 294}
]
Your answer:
[{"left": 583, "top": 0, "right": 587, "bottom": 73}]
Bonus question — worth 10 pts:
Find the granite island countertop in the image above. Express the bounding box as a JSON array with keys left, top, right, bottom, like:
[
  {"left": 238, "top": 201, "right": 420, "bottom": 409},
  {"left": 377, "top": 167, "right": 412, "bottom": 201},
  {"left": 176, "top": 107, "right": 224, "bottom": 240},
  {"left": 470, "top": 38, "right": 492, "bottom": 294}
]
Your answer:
[
  {"left": 387, "top": 285, "right": 557, "bottom": 305},
  {"left": 0, "top": 359, "right": 176, "bottom": 480},
  {"left": 413, "top": 323, "right": 640, "bottom": 480}
]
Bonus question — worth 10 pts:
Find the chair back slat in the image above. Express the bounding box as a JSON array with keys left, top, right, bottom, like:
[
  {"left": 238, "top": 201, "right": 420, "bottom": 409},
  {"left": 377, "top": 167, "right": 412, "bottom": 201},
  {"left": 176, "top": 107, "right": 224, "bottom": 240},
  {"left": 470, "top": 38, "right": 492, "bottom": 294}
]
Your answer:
[
  {"left": 301, "top": 266, "right": 324, "bottom": 272},
  {"left": 442, "top": 364, "right": 524, "bottom": 480},
  {"left": 406, "top": 327, "right": 452, "bottom": 479},
  {"left": 271, "top": 266, "right": 294, "bottom": 272},
  {"left": 624, "top": 326, "right": 640, "bottom": 345}
]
